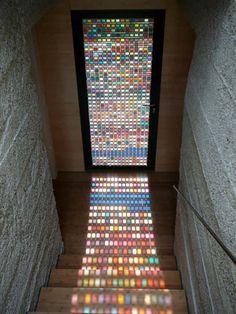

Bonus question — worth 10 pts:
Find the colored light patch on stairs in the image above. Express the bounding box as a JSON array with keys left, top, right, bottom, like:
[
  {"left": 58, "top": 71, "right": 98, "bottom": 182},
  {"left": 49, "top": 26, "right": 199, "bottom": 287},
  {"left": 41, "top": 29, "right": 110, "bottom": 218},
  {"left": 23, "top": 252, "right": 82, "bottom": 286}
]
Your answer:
[
  {"left": 71, "top": 288, "right": 173, "bottom": 305},
  {"left": 70, "top": 176, "right": 172, "bottom": 313},
  {"left": 83, "top": 177, "right": 158, "bottom": 271}
]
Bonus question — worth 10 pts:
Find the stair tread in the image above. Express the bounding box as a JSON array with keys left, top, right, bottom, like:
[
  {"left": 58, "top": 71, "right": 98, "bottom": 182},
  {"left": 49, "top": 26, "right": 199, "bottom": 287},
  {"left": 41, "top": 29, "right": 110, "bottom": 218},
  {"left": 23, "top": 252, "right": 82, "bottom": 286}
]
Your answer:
[
  {"left": 63, "top": 234, "right": 174, "bottom": 241},
  {"left": 57, "top": 254, "right": 177, "bottom": 270},
  {"left": 37, "top": 287, "right": 187, "bottom": 312},
  {"left": 31, "top": 310, "right": 187, "bottom": 313},
  {"left": 65, "top": 248, "right": 174, "bottom": 255},
  {"left": 49, "top": 269, "right": 181, "bottom": 289}
]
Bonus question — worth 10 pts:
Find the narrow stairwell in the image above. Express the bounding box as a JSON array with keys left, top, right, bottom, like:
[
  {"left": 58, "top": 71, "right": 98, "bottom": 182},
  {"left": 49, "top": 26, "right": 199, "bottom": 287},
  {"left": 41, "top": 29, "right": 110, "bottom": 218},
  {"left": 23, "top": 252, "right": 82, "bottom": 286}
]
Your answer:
[{"left": 29, "top": 174, "right": 187, "bottom": 314}]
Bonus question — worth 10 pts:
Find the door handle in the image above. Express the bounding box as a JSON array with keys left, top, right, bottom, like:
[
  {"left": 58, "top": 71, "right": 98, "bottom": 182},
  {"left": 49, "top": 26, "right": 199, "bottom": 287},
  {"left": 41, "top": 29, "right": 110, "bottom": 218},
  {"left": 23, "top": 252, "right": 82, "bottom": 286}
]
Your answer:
[
  {"left": 143, "top": 104, "right": 157, "bottom": 113},
  {"left": 143, "top": 104, "right": 156, "bottom": 108}
]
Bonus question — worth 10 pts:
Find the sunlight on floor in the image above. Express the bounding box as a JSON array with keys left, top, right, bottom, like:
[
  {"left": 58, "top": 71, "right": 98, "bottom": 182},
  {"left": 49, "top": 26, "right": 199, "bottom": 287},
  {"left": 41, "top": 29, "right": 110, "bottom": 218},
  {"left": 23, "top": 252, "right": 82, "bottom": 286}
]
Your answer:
[{"left": 70, "top": 176, "right": 173, "bottom": 313}]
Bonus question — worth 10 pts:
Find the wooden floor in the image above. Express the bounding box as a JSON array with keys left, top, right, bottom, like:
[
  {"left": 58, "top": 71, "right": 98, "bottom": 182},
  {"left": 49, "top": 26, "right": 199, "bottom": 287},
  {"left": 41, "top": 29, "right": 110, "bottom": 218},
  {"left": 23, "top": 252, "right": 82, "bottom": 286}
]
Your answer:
[
  {"left": 55, "top": 172, "right": 178, "bottom": 255},
  {"left": 30, "top": 171, "right": 188, "bottom": 314}
]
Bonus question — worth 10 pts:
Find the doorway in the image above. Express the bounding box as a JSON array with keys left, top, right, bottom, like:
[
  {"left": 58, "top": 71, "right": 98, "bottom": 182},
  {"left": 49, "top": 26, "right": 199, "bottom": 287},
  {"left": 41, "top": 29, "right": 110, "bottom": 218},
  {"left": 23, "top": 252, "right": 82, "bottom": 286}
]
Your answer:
[{"left": 71, "top": 10, "right": 165, "bottom": 170}]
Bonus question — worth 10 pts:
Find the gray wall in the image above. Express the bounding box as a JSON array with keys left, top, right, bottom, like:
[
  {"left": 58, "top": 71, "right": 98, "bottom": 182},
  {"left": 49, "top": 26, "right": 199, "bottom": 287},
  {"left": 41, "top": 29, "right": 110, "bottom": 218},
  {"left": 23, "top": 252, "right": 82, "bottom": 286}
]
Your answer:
[
  {"left": 0, "top": 1, "right": 62, "bottom": 313},
  {"left": 175, "top": 0, "right": 236, "bottom": 313}
]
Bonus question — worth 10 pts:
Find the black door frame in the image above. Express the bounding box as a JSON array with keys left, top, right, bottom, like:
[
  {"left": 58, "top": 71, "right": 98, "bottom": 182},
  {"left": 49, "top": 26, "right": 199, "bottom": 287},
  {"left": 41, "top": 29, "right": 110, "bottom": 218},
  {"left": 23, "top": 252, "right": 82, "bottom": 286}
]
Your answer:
[{"left": 71, "top": 10, "right": 165, "bottom": 170}]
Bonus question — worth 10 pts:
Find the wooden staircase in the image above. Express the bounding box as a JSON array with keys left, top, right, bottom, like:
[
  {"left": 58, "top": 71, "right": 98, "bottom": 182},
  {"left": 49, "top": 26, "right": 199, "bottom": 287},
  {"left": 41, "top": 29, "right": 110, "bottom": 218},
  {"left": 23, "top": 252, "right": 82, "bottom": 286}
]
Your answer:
[{"left": 29, "top": 175, "right": 187, "bottom": 314}]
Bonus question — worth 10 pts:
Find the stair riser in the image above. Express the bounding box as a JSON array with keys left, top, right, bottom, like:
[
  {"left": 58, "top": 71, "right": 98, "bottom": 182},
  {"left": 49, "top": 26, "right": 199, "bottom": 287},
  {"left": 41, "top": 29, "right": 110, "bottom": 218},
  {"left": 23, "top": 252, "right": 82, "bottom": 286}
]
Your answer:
[
  {"left": 81, "top": 256, "right": 159, "bottom": 265},
  {"left": 37, "top": 288, "right": 187, "bottom": 312},
  {"left": 49, "top": 270, "right": 181, "bottom": 289},
  {"left": 57, "top": 256, "right": 176, "bottom": 270},
  {"left": 49, "top": 277, "right": 179, "bottom": 289}
]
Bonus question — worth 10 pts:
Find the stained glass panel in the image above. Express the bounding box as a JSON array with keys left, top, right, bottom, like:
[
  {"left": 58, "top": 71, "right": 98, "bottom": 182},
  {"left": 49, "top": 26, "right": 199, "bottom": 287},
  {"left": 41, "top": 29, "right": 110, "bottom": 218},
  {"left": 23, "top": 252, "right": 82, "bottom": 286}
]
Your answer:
[{"left": 83, "top": 18, "right": 154, "bottom": 166}]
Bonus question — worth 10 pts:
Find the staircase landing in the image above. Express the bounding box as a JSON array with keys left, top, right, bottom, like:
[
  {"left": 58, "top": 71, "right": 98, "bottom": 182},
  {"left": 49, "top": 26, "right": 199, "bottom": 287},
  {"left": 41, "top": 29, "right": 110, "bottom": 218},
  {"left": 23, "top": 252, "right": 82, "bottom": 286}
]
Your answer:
[{"left": 30, "top": 172, "right": 187, "bottom": 313}]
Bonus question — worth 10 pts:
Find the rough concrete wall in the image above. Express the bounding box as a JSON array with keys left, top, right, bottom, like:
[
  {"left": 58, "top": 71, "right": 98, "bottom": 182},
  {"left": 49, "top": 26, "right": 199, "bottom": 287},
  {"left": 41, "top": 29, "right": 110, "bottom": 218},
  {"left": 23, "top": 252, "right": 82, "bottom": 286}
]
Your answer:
[
  {"left": 175, "top": 0, "right": 236, "bottom": 313},
  {"left": 0, "top": 1, "right": 62, "bottom": 313}
]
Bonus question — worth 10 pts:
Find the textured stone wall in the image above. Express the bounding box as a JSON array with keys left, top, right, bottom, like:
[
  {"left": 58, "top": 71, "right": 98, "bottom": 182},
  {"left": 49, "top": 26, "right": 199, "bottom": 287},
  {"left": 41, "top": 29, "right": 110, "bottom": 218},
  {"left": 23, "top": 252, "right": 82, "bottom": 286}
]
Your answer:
[
  {"left": 0, "top": 1, "right": 62, "bottom": 313},
  {"left": 175, "top": 0, "right": 236, "bottom": 313}
]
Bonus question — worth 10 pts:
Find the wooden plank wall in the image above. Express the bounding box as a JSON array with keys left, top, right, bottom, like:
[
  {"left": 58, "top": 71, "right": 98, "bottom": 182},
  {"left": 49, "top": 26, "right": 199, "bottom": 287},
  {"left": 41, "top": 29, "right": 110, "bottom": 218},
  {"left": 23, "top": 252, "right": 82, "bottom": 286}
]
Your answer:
[{"left": 35, "top": 0, "right": 195, "bottom": 172}]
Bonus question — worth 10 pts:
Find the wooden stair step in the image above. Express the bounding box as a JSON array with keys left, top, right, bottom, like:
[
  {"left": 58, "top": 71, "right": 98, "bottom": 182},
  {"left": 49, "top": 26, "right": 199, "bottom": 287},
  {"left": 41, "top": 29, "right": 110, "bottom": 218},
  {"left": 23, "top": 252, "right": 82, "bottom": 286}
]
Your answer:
[
  {"left": 31, "top": 310, "right": 186, "bottom": 314},
  {"left": 37, "top": 287, "right": 187, "bottom": 312},
  {"left": 57, "top": 254, "right": 176, "bottom": 270},
  {"left": 63, "top": 234, "right": 174, "bottom": 244},
  {"left": 65, "top": 246, "right": 174, "bottom": 256},
  {"left": 54, "top": 171, "right": 179, "bottom": 183},
  {"left": 82, "top": 249, "right": 173, "bottom": 257},
  {"left": 60, "top": 213, "right": 176, "bottom": 225},
  {"left": 49, "top": 269, "right": 181, "bottom": 289},
  {"left": 76, "top": 255, "right": 171, "bottom": 269}
]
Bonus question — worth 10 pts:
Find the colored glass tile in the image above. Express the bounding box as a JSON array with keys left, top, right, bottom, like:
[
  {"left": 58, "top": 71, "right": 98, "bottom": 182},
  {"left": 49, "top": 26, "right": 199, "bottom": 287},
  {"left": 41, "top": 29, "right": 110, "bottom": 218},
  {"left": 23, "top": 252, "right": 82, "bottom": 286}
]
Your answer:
[{"left": 83, "top": 19, "right": 154, "bottom": 166}]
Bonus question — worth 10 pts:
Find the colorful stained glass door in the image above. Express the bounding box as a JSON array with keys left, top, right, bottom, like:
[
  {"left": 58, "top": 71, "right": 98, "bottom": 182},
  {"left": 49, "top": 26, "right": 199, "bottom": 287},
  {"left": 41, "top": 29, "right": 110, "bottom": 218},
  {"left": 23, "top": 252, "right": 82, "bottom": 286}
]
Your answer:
[{"left": 71, "top": 11, "right": 165, "bottom": 169}]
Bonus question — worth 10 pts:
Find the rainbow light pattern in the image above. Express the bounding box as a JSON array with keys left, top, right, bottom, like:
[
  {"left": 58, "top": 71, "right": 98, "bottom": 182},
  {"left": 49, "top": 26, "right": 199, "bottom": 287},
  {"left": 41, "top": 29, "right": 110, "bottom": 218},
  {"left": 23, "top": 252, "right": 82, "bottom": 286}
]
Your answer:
[
  {"left": 71, "top": 176, "right": 173, "bottom": 313},
  {"left": 83, "top": 18, "right": 154, "bottom": 166},
  {"left": 83, "top": 177, "right": 158, "bottom": 272}
]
